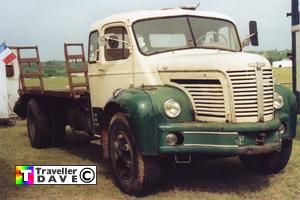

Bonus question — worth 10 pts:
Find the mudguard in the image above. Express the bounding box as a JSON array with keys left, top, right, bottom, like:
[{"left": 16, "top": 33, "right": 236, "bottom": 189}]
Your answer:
[
  {"left": 274, "top": 85, "right": 297, "bottom": 140},
  {"left": 106, "top": 86, "right": 193, "bottom": 155}
]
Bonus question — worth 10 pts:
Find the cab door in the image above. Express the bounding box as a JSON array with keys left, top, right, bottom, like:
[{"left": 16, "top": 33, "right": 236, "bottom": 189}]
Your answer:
[
  {"left": 88, "top": 30, "right": 102, "bottom": 109},
  {"left": 88, "top": 23, "right": 133, "bottom": 108}
]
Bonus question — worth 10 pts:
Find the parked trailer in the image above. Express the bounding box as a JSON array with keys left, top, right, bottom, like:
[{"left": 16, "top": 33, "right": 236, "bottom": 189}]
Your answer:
[
  {"left": 0, "top": 49, "right": 19, "bottom": 125},
  {"left": 13, "top": 8, "right": 297, "bottom": 196}
]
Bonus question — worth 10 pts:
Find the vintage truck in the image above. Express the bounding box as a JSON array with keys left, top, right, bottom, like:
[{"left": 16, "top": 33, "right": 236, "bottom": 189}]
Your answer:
[{"left": 13, "top": 8, "right": 297, "bottom": 195}]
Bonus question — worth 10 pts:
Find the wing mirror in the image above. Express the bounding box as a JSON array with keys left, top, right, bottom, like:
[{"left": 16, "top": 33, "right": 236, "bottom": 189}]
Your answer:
[{"left": 242, "top": 21, "right": 259, "bottom": 47}]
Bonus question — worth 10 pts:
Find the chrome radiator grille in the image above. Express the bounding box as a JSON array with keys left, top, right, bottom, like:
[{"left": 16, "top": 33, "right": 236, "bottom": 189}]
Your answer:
[
  {"left": 262, "top": 69, "right": 275, "bottom": 116},
  {"left": 227, "top": 70, "right": 258, "bottom": 118},
  {"left": 170, "top": 68, "right": 274, "bottom": 123},
  {"left": 171, "top": 79, "right": 226, "bottom": 121},
  {"left": 227, "top": 69, "right": 274, "bottom": 122}
]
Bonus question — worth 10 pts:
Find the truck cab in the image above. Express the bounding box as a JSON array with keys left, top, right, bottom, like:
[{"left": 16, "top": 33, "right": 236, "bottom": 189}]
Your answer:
[
  {"left": 13, "top": 8, "right": 297, "bottom": 196},
  {"left": 87, "top": 8, "right": 297, "bottom": 194}
]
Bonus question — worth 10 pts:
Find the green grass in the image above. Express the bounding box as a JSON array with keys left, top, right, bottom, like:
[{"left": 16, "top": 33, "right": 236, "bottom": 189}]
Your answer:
[
  {"left": 273, "top": 68, "right": 292, "bottom": 83},
  {"left": 1, "top": 121, "right": 300, "bottom": 200},
  {"left": 273, "top": 67, "right": 292, "bottom": 90},
  {"left": 25, "top": 76, "right": 86, "bottom": 90},
  {"left": 1, "top": 68, "right": 299, "bottom": 199}
]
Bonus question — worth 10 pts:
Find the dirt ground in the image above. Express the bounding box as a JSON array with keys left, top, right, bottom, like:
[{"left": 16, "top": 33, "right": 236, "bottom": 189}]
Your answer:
[{"left": 1, "top": 120, "right": 300, "bottom": 200}]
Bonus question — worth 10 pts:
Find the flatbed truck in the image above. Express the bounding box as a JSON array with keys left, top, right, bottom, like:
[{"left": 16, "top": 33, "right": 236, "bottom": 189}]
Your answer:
[{"left": 13, "top": 8, "right": 297, "bottom": 195}]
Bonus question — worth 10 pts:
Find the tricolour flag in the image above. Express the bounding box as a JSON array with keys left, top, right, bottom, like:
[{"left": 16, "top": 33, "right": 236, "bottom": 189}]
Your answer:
[{"left": 0, "top": 42, "right": 16, "bottom": 64}]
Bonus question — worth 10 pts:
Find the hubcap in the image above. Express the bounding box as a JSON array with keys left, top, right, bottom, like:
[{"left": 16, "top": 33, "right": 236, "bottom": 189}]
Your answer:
[{"left": 112, "top": 131, "right": 134, "bottom": 179}]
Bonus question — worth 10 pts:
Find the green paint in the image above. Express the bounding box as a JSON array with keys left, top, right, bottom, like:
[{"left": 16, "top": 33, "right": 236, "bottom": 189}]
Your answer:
[
  {"left": 142, "top": 86, "right": 194, "bottom": 123},
  {"left": 158, "top": 120, "right": 281, "bottom": 155},
  {"left": 108, "top": 85, "right": 296, "bottom": 156},
  {"left": 158, "top": 119, "right": 281, "bottom": 133},
  {"left": 107, "top": 86, "right": 194, "bottom": 155},
  {"left": 274, "top": 85, "right": 297, "bottom": 140},
  {"left": 107, "top": 88, "right": 158, "bottom": 155}
]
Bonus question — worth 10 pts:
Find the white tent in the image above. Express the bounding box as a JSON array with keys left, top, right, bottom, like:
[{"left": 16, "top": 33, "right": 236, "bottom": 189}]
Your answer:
[
  {"left": 0, "top": 49, "right": 19, "bottom": 125},
  {"left": 272, "top": 59, "right": 292, "bottom": 68}
]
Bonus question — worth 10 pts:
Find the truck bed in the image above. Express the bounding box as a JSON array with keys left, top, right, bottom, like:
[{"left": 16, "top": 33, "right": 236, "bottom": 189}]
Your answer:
[{"left": 12, "top": 44, "right": 89, "bottom": 99}]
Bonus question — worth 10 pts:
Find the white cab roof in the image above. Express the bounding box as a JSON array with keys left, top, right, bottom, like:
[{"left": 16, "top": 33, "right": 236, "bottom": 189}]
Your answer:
[{"left": 91, "top": 9, "right": 235, "bottom": 30}]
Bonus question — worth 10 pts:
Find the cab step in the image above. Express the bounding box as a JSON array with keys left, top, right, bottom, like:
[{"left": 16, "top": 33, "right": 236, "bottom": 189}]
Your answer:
[
  {"left": 90, "top": 139, "right": 101, "bottom": 146},
  {"left": 90, "top": 134, "right": 101, "bottom": 146}
]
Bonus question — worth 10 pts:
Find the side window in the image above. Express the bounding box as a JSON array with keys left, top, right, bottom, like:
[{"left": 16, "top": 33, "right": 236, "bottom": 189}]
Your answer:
[
  {"left": 104, "top": 26, "right": 130, "bottom": 61},
  {"left": 6, "top": 65, "right": 14, "bottom": 77},
  {"left": 88, "top": 31, "right": 99, "bottom": 63}
]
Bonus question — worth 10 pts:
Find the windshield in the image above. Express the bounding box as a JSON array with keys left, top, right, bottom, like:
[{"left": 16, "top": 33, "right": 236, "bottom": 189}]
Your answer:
[{"left": 133, "top": 16, "right": 241, "bottom": 55}]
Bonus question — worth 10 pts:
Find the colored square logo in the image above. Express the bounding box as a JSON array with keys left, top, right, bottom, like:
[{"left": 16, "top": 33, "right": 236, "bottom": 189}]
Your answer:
[{"left": 16, "top": 166, "right": 34, "bottom": 185}]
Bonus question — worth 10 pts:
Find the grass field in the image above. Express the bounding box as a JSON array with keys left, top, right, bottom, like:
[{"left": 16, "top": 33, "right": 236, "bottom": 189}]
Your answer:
[
  {"left": 273, "top": 67, "right": 292, "bottom": 90},
  {"left": 1, "top": 121, "right": 300, "bottom": 200},
  {"left": 1, "top": 67, "right": 300, "bottom": 200},
  {"left": 25, "top": 76, "right": 85, "bottom": 90}
]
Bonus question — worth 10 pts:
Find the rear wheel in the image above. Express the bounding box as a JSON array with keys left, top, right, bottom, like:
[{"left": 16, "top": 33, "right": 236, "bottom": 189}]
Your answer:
[
  {"left": 26, "top": 99, "right": 51, "bottom": 148},
  {"left": 108, "top": 113, "right": 160, "bottom": 196},
  {"left": 239, "top": 140, "right": 293, "bottom": 174}
]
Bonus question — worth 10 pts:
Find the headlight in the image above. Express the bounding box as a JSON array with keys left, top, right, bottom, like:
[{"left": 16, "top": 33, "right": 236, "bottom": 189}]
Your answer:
[
  {"left": 274, "top": 92, "right": 284, "bottom": 110},
  {"left": 164, "top": 99, "right": 181, "bottom": 118},
  {"left": 165, "top": 133, "right": 178, "bottom": 146}
]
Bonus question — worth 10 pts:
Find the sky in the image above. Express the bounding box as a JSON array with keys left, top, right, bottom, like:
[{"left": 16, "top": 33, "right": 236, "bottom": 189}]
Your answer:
[{"left": 0, "top": 0, "right": 295, "bottom": 60}]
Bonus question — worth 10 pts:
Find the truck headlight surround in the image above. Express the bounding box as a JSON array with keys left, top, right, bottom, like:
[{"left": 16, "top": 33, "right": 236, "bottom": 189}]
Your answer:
[
  {"left": 274, "top": 92, "right": 284, "bottom": 110},
  {"left": 164, "top": 99, "right": 181, "bottom": 118}
]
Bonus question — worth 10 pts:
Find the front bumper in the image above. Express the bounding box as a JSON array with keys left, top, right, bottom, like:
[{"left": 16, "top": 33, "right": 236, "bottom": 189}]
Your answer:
[{"left": 158, "top": 118, "right": 282, "bottom": 155}]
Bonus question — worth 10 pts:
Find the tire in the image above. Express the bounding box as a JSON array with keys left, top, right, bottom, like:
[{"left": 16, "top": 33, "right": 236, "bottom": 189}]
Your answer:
[
  {"left": 239, "top": 140, "right": 293, "bottom": 174},
  {"left": 26, "top": 99, "right": 52, "bottom": 148},
  {"left": 108, "top": 113, "right": 160, "bottom": 196}
]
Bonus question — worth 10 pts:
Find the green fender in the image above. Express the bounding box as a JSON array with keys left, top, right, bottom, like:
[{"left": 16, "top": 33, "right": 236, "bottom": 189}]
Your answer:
[
  {"left": 274, "top": 85, "right": 297, "bottom": 140},
  {"left": 106, "top": 86, "right": 193, "bottom": 156}
]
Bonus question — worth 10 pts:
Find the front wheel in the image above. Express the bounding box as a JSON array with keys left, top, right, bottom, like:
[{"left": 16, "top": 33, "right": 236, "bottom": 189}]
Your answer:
[
  {"left": 108, "top": 113, "right": 160, "bottom": 196},
  {"left": 239, "top": 140, "right": 293, "bottom": 174}
]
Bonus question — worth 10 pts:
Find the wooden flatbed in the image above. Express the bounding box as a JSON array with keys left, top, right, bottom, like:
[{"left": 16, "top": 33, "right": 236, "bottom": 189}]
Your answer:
[{"left": 11, "top": 44, "right": 89, "bottom": 99}]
